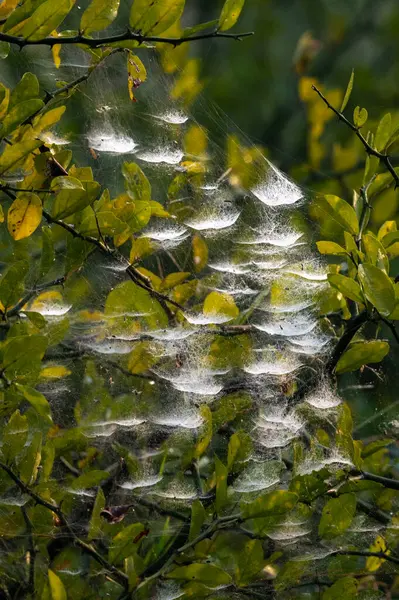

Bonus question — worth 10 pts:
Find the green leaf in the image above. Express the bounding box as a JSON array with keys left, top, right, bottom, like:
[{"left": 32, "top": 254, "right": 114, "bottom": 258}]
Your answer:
[
  {"left": 15, "top": 384, "right": 52, "bottom": 423},
  {"left": 81, "top": 0, "right": 120, "bottom": 34},
  {"left": 0, "top": 41, "right": 10, "bottom": 59},
  {"left": 215, "top": 455, "right": 228, "bottom": 514},
  {"left": 213, "top": 392, "right": 252, "bottom": 432},
  {"left": 9, "top": 73, "right": 40, "bottom": 110},
  {"left": 3, "top": 334, "right": 47, "bottom": 383},
  {"left": 129, "top": 0, "right": 185, "bottom": 36},
  {"left": 48, "top": 569, "right": 67, "bottom": 600},
  {"left": 122, "top": 162, "right": 151, "bottom": 200},
  {"left": 0, "top": 138, "right": 42, "bottom": 176},
  {"left": 183, "top": 20, "right": 218, "bottom": 38},
  {"left": 317, "top": 241, "right": 347, "bottom": 255},
  {"left": 322, "top": 576, "right": 358, "bottom": 600},
  {"left": 105, "top": 280, "right": 168, "bottom": 329},
  {"left": 328, "top": 274, "right": 364, "bottom": 304},
  {"left": 363, "top": 233, "right": 389, "bottom": 273},
  {"left": 241, "top": 490, "right": 297, "bottom": 520},
  {"left": 235, "top": 539, "right": 265, "bottom": 586},
  {"left": 336, "top": 340, "right": 390, "bottom": 374},
  {"left": 358, "top": 263, "right": 395, "bottom": 316},
  {"left": 1, "top": 410, "right": 28, "bottom": 462},
  {"left": 39, "top": 226, "right": 55, "bottom": 278},
  {"left": 274, "top": 560, "right": 308, "bottom": 592},
  {"left": 189, "top": 499, "right": 206, "bottom": 542},
  {"left": 340, "top": 69, "right": 354, "bottom": 112},
  {"left": 353, "top": 106, "right": 368, "bottom": 128},
  {"left": 374, "top": 113, "right": 392, "bottom": 152},
  {"left": 114, "top": 194, "right": 151, "bottom": 233},
  {"left": 109, "top": 522, "right": 146, "bottom": 563},
  {"left": 318, "top": 195, "right": 359, "bottom": 235},
  {"left": 219, "top": 0, "right": 245, "bottom": 32},
  {"left": 79, "top": 211, "right": 126, "bottom": 237},
  {"left": 195, "top": 405, "right": 212, "bottom": 458},
  {"left": 20, "top": 0, "right": 76, "bottom": 41},
  {"left": 166, "top": 563, "right": 232, "bottom": 586},
  {"left": 127, "top": 341, "right": 162, "bottom": 374},
  {"left": 319, "top": 494, "right": 356, "bottom": 539},
  {"left": 0, "top": 260, "right": 29, "bottom": 310},
  {"left": 0, "top": 98, "right": 44, "bottom": 138},
  {"left": 19, "top": 430, "right": 42, "bottom": 484},
  {"left": 70, "top": 470, "right": 109, "bottom": 489}
]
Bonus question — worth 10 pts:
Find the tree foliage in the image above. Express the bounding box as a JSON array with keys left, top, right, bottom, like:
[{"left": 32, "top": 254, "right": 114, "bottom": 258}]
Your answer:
[{"left": 0, "top": 1, "right": 398, "bottom": 600}]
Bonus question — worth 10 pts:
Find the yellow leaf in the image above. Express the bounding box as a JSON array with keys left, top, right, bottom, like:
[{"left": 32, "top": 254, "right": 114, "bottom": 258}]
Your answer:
[
  {"left": 127, "top": 53, "right": 147, "bottom": 102},
  {"left": 203, "top": 291, "right": 239, "bottom": 320},
  {"left": 0, "top": 204, "right": 4, "bottom": 223},
  {"left": 192, "top": 235, "right": 208, "bottom": 272},
  {"left": 48, "top": 569, "right": 67, "bottom": 600},
  {"left": 366, "top": 535, "right": 390, "bottom": 572},
  {"left": 40, "top": 366, "right": 72, "bottom": 379},
  {"left": 0, "top": 0, "right": 19, "bottom": 19},
  {"left": 7, "top": 193, "right": 42, "bottom": 240}
]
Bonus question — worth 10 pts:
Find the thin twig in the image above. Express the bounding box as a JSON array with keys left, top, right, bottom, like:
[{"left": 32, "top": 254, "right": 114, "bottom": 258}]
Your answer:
[
  {"left": 6, "top": 276, "right": 66, "bottom": 318},
  {"left": 21, "top": 506, "right": 35, "bottom": 595},
  {"left": 312, "top": 85, "right": 399, "bottom": 188},
  {"left": 0, "top": 462, "right": 128, "bottom": 589},
  {"left": 332, "top": 549, "right": 399, "bottom": 566}
]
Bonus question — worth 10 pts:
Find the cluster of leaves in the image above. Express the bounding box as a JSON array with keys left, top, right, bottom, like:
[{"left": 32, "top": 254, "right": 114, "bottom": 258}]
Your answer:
[{"left": 0, "top": 2, "right": 397, "bottom": 600}]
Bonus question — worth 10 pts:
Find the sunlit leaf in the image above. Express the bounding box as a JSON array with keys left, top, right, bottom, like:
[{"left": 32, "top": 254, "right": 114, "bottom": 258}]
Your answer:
[
  {"left": 15, "top": 383, "right": 52, "bottom": 423},
  {"left": 20, "top": 0, "right": 76, "bottom": 41},
  {"left": 358, "top": 263, "right": 395, "bottom": 316},
  {"left": 340, "top": 69, "right": 354, "bottom": 112},
  {"left": 327, "top": 274, "right": 364, "bottom": 304},
  {"left": 336, "top": 340, "right": 390, "bottom": 374},
  {"left": 219, "top": 0, "right": 245, "bottom": 32},
  {"left": 129, "top": 0, "right": 185, "bottom": 36},
  {"left": 81, "top": 0, "right": 120, "bottom": 34},
  {"left": 353, "top": 106, "right": 368, "bottom": 128},
  {"left": 109, "top": 522, "right": 146, "bottom": 563},
  {"left": 48, "top": 569, "right": 67, "bottom": 600},
  {"left": 7, "top": 193, "right": 42, "bottom": 240},
  {"left": 241, "top": 490, "right": 297, "bottom": 520},
  {"left": 318, "top": 494, "right": 356, "bottom": 539},
  {"left": 374, "top": 113, "right": 392, "bottom": 152}
]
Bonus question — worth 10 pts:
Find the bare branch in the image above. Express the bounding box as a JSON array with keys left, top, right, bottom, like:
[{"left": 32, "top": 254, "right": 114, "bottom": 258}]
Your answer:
[{"left": 0, "top": 29, "right": 254, "bottom": 50}]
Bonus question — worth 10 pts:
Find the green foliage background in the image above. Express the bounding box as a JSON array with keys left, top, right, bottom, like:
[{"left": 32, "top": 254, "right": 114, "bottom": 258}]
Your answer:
[{"left": 0, "top": 1, "right": 398, "bottom": 599}]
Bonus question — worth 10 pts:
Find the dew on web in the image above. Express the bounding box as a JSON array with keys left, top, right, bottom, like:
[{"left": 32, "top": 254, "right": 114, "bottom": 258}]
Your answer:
[
  {"left": 250, "top": 159, "right": 303, "bottom": 207},
  {"left": 305, "top": 385, "right": 342, "bottom": 409},
  {"left": 136, "top": 146, "right": 184, "bottom": 165},
  {"left": 87, "top": 129, "right": 137, "bottom": 154},
  {"left": 232, "top": 460, "right": 285, "bottom": 493}
]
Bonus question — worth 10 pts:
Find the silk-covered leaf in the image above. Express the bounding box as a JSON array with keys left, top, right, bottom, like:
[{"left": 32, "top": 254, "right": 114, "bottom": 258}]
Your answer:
[
  {"left": 122, "top": 162, "right": 151, "bottom": 200},
  {"left": 235, "top": 539, "right": 265, "bottom": 586},
  {"left": 203, "top": 291, "right": 239, "bottom": 320},
  {"left": 166, "top": 563, "right": 232, "bottom": 586},
  {"left": 215, "top": 455, "right": 228, "bottom": 514},
  {"left": 109, "top": 522, "right": 146, "bottom": 563},
  {"left": 8, "top": 193, "right": 42, "bottom": 240},
  {"left": 319, "top": 494, "right": 356, "bottom": 539},
  {"left": 15, "top": 383, "right": 52, "bottom": 423},
  {"left": 189, "top": 499, "right": 206, "bottom": 542},
  {"left": 241, "top": 490, "right": 297, "bottom": 520},
  {"left": 105, "top": 280, "right": 168, "bottom": 329},
  {"left": 192, "top": 234, "right": 208, "bottom": 272}
]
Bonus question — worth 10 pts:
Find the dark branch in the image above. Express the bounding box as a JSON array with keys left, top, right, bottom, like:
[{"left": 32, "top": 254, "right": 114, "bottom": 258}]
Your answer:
[
  {"left": 312, "top": 85, "right": 399, "bottom": 189},
  {"left": 332, "top": 549, "right": 399, "bottom": 566},
  {"left": 326, "top": 310, "right": 369, "bottom": 374},
  {"left": 0, "top": 29, "right": 254, "bottom": 49},
  {"left": 0, "top": 462, "right": 128, "bottom": 589}
]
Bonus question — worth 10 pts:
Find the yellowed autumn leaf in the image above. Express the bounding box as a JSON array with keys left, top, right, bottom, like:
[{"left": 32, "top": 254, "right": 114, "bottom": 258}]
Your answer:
[
  {"left": 127, "top": 53, "right": 147, "bottom": 102},
  {"left": 40, "top": 366, "right": 72, "bottom": 379},
  {"left": 7, "top": 193, "right": 42, "bottom": 240},
  {"left": 192, "top": 234, "right": 208, "bottom": 272}
]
